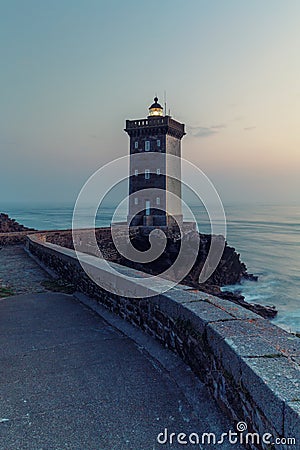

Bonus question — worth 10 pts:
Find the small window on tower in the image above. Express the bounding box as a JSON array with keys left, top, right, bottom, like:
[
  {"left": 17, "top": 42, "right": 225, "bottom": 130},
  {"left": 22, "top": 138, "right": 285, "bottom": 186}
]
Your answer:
[
  {"left": 134, "top": 141, "right": 138, "bottom": 149},
  {"left": 156, "top": 197, "right": 160, "bottom": 205},
  {"left": 156, "top": 168, "right": 160, "bottom": 175},
  {"left": 134, "top": 197, "right": 138, "bottom": 205},
  {"left": 157, "top": 139, "right": 161, "bottom": 147},
  {"left": 145, "top": 169, "right": 150, "bottom": 179},
  {"left": 134, "top": 169, "right": 138, "bottom": 176},
  {"left": 145, "top": 141, "right": 150, "bottom": 151}
]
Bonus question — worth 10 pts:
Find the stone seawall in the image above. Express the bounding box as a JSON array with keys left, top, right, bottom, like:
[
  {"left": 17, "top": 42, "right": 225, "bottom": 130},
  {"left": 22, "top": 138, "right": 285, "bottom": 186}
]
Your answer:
[
  {"left": 0, "top": 226, "right": 254, "bottom": 288},
  {"left": 26, "top": 233, "right": 300, "bottom": 449},
  {"left": 42, "top": 227, "right": 276, "bottom": 318},
  {"left": 44, "top": 226, "right": 250, "bottom": 287}
]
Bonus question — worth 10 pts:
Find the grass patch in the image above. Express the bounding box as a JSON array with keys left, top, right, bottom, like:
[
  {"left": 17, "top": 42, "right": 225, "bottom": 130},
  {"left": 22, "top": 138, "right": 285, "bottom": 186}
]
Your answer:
[
  {"left": 0, "top": 286, "right": 15, "bottom": 297},
  {"left": 41, "top": 279, "right": 76, "bottom": 294}
]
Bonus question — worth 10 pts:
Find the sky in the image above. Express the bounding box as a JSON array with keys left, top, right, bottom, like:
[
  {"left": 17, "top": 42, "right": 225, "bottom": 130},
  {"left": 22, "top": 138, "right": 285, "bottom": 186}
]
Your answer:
[{"left": 1, "top": 0, "right": 300, "bottom": 206}]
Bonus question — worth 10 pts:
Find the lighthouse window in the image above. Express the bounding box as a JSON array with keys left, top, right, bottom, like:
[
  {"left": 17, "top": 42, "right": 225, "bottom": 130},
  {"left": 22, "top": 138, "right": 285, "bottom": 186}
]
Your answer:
[
  {"left": 134, "top": 141, "right": 138, "bottom": 149},
  {"left": 134, "top": 169, "right": 138, "bottom": 176},
  {"left": 157, "top": 139, "right": 161, "bottom": 147},
  {"left": 145, "top": 141, "right": 150, "bottom": 151},
  {"left": 156, "top": 197, "right": 160, "bottom": 205},
  {"left": 145, "top": 169, "right": 150, "bottom": 179},
  {"left": 134, "top": 197, "right": 138, "bottom": 205},
  {"left": 145, "top": 200, "right": 151, "bottom": 215},
  {"left": 156, "top": 168, "right": 160, "bottom": 175}
]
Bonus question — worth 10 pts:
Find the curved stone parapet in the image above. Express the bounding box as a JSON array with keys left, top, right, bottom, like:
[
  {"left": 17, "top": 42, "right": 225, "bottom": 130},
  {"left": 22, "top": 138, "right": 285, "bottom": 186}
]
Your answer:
[{"left": 26, "top": 233, "right": 300, "bottom": 449}]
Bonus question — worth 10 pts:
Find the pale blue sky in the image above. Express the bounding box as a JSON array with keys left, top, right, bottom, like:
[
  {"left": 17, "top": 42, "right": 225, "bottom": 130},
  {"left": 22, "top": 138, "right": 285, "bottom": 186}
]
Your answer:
[{"left": 1, "top": 0, "right": 299, "bottom": 205}]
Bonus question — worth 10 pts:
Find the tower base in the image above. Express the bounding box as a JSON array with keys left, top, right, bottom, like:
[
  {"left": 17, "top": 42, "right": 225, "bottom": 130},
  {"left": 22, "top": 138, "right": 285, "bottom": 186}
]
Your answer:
[{"left": 127, "top": 214, "right": 183, "bottom": 227}]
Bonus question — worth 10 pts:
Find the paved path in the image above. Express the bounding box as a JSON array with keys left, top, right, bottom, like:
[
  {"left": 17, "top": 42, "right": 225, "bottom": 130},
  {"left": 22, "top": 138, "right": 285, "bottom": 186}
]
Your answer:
[
  {"left": 0, "top": 246, "right": 243, "bottom": 449},
  {"left": 0, "top": 246, "right": 49, "bottom": 295},
  {"left": 0, "top": 291, "right": 245, "bottom": 450}
]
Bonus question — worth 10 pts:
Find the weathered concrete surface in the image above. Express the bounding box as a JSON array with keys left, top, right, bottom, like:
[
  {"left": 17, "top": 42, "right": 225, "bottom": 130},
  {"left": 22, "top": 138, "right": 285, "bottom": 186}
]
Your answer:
[
  {"left": 0, "top": 245, "right": 49, "bottom": 295},
  {"left": 0, "top": 292, "right": 242, "bottom": 450}
]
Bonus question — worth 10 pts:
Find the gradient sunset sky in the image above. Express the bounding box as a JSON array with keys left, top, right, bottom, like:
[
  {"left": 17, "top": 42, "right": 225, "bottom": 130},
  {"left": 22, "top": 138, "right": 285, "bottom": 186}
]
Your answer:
[{"left": 1, "top": 0, "right": 299, "bottom": 205}]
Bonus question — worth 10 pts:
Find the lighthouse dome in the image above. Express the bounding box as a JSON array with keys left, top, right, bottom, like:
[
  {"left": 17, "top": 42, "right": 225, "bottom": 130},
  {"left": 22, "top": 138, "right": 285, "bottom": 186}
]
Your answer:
[{"left": 148, "top": 97, "right": 163, "bottom": 116}]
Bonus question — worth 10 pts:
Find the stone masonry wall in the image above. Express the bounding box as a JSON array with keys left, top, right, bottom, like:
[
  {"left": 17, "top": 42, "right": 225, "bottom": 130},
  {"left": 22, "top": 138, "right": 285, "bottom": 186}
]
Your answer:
[{"left": 26, "top": 234, "right": 300, "bottom": 450}]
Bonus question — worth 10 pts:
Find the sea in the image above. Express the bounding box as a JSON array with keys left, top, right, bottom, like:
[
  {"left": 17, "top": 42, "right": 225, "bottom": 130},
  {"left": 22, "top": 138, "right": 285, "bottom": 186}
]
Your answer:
[{"left": 1, "top": 202, "right": 299, "bottom": 334}]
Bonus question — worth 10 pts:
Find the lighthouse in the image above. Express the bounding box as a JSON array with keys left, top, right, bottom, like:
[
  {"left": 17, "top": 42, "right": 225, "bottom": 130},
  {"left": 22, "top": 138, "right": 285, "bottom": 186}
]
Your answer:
[{"left": 124, "top": 97, "right": 185, "bottom": 227}]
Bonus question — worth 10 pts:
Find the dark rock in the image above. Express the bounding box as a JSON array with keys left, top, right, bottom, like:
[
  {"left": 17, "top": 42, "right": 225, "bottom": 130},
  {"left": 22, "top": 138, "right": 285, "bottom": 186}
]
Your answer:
[
  {"left": 0, "top": 213, "right": 34, "bottom": 233},
  {"left": 219, "top": 290, "right": 277, "bottom": 319},
  {"left": 115, "top": 229, "right": 277, "bottom": 320},
  {"left": 243, "top": 272, "right": 259, "bottom": 281}
]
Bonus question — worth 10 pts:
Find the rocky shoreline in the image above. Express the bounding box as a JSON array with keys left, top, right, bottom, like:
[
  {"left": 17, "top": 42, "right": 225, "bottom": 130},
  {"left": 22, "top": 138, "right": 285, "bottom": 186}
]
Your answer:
[
  {"left": 0, "top": 213, "right": 34, "bottom": 233},
  {"left": 111, "top": 227, "right": 277, "bottom": 319}
]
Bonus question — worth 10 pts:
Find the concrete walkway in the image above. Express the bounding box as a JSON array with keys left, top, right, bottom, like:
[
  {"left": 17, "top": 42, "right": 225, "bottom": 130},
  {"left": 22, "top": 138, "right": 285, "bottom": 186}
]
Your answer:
[
  {"left": 0, "top": 247, "right": 244, "bottom": 449},
  {"left": 0, "top": 245, "right": 49, "bottom": 295},
  {"left": 0, "top": 290, "right": 245, "bottom": 450}
]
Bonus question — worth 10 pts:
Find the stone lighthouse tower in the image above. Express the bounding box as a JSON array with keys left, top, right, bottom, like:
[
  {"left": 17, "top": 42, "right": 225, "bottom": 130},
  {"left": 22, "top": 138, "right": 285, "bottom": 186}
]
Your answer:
[{"left": 125, "top": 97, "right": 185, "bottom": 227}]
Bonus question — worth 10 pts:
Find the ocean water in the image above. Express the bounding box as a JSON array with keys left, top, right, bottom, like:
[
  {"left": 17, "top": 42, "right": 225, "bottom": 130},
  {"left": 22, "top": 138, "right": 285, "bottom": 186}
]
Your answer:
[{"left": 1, "top": 202, "right": 299, "bottom": 334}]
